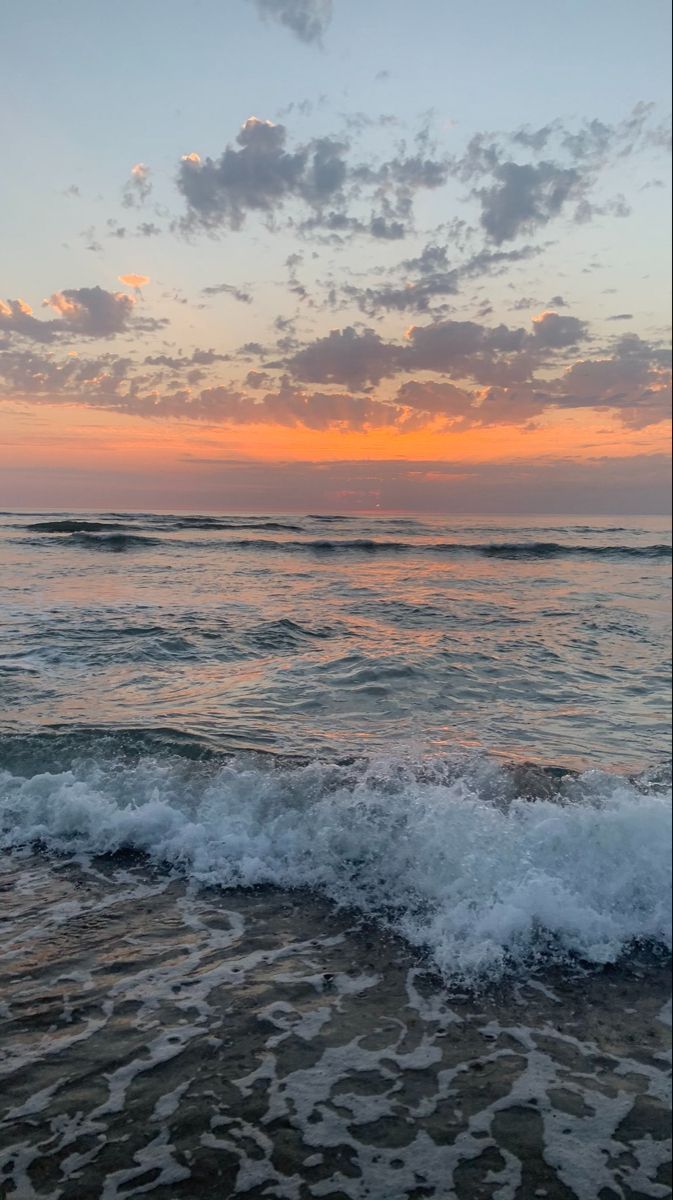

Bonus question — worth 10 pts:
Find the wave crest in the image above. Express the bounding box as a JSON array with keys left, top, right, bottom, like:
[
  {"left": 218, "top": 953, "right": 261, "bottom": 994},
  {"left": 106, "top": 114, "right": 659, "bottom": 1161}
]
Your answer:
[{"left": 1, "top": 751, "right": 669, "bottom": 983}]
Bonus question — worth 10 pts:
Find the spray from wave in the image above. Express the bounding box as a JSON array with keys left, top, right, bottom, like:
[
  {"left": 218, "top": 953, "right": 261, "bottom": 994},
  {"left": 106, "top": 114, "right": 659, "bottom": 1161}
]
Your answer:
[{"left": 1, "top": 748, "right": 669, "bottom": 983}]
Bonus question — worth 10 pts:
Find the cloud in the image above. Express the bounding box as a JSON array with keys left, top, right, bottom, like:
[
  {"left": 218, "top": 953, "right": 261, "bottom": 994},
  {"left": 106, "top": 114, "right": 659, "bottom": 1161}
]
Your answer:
[
  {"left": 403, "top": 318, "right": 532, "bottom": 384},
  {"left": 453, "top": 105, "right": 670, "bottom": 243},
  {"left": 247, "top": 0, "right": 332, "bottom": 44},
  {"left": 202, "top": 282, "right": 253, "bottom": 303},
  {"left": 0, "top": 346, "right": 134, "bottom": 398},
  {"left": 283, "top": 326, "right": 400, "bottom": 389},
  {"left": 123, "top": 163, "right": 152, "bottom": 208},
  {"left": 189, "top": 384, "right": 396, "bottom": 429},
  {"left": 118, "top": 274, "right": 150, "bottom": 290},
  {"left": 177, "top": 117, "right": 347, "bottom": 231},
  {"left": 1, "top": 308, "right": 668, "bottom": 435},
  {"left": 339, "top": 242, "right": 546, "bottom": 319},
  {"left": 280, "top": 317, "right": 547, "bottom": 391},
  {"left": 1, "top": 285, "right": 164, "bottom": 343},
  {"left": 276, "top": 316, "right": 670, "bottom": 428},
  {"left": 46, "top": 287, "right": 137, "bottom": 336},
  {"left": 144, "top": 348, "right": 232, "bottom": 370},
  {"left": 550, "top": 334, "right": 672, "bottom": 429},
  {"left": 342, "top": 243, "right": 459, "bottom": 315},
  {"left": 176, "top": 117, "right": 449, "bottom": 239},
  {"left": 475, "top": 160, "right": 582, "bottom": 244},
  {"left": 0, "top": 298, "right": 59, "bottom": 344},
  {"left": 395, "top": 379, "right": 474, "bottom": 421},
  {"left": 531, "top": 311, "right": 588, "bottom": 348}
]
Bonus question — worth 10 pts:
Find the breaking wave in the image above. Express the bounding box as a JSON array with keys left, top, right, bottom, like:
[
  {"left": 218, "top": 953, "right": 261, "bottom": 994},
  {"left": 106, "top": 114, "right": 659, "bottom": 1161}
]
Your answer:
[{"left": 1, "top": 742, "right": 669, "bottom": 983}]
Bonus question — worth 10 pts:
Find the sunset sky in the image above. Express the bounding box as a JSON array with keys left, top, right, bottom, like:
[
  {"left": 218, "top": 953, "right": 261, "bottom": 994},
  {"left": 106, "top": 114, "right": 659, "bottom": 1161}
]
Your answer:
[{"left": 1, "top": 0, "right": 671, "bottom": 513}]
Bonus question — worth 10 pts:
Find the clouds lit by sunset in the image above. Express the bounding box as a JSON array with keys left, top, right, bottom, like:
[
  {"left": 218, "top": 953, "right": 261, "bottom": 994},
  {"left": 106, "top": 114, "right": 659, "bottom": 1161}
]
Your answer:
[{"left": 1, "top": 0, "right": 670, "bottom": 512}]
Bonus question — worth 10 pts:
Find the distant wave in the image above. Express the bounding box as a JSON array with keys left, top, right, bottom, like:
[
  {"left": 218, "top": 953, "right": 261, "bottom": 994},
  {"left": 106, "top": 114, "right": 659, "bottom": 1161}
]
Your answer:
[
  {"left": 18, "top": 530, "right": 672, "bottom": 558},
  {"left": 0, "top": 738, "right": 669, "bottom": 983},
  {"left": 68, "top": 532, "right": 162, "bottom": 551},
  {"left": 166, "top": 517, "right": 305, "bottom": 532},
  {"left": 226, "top": 537, "right": 672, "bottom": 560},
  {"left": 26, "top": 519, "right": 131, "bottom": 533}
]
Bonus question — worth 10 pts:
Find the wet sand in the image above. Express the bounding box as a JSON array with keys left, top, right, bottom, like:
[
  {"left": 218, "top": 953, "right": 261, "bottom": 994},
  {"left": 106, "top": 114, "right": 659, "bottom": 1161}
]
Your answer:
[{"left": 0, "top": 852, "right": 670, "bottom": 1200}]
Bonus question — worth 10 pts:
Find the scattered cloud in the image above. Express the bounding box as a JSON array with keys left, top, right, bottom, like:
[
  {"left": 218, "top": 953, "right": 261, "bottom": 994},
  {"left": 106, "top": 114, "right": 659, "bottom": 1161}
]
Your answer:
[
  {"left": 202, "top": 282, "right": 253, "bottom": 303},
  {"left": 1, "top": 321, "right": 669, "bottom": 436},
  {"left": 47, "top": 287, "right": 138, "bottom": 336},
  {"left": 123, "top": 163, "right": 152, "bottom": 208},
  {"left": 1, "top": 285, "right": 164, "bottom": 343},
  {"left": 452, "top": 104, "right": 670, "bottom": 243},
  {"left": 176, "top": 116, "right": 449, "bottom": 240},
  {"left": 282, "top": 326, "right": 400, "bottom": 389},
  {"left": 247, "top": 0, "right": 332, "bottom": 44},
  {"left": 530, "top": 311, "right": 587, "bottom": 348}
]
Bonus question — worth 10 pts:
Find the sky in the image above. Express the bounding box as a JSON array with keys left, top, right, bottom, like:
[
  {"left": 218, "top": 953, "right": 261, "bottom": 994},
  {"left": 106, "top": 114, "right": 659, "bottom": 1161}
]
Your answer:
[{"left": 0, "top": 0, "right": 671, "bottom": 514}]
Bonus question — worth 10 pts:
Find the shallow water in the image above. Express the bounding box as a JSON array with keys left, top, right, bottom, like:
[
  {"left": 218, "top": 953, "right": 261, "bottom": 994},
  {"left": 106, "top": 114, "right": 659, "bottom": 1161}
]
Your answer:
[
  {"left": 0, "top": 853, "right": 670, "bottom": 1200},
  {"left": 0, "top": 510, "right": 671, "bottom": 1197}
]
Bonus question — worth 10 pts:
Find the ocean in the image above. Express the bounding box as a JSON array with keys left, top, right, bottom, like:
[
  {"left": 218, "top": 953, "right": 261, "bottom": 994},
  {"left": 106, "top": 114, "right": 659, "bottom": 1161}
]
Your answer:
[{"left": 0, "top": 511, "right": 671, "bottom": 1199}]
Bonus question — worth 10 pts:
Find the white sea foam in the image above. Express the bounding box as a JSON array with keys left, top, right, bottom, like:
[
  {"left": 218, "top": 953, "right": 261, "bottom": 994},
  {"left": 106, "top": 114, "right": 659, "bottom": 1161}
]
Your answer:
[{"left": 0, "top": 755, "right": 670, "bottom": 982}]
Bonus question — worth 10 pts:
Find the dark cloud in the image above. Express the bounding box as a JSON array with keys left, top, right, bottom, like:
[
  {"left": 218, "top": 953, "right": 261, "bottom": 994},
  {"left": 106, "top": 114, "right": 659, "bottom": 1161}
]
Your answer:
[
  {"left": 460, "top": 244, "right": 543, "bottom": 277},
  {"left": 2, "top": 311, "right": 668, "bottom": 435},
  {"left": 339, "top": 242, "right": 545, "bottom": 318},
  {"left": 476, "top": 160, "right": 582, "bottom": 244},
  {"left": 549, "top": 334, "right": 672, "bottom": 429},
  {"left": 0, "top": 347, "right": 134, "bottom": 398},
  {"left": 144, "top": 348, "right": 231, "bottom": 371},
  {"left": 0, "top": 287, "right": 151, "bottom": 343},
  {"left": 369, "top": 216, "right": 406, "bottom": 240},
  {"left": 248, "top": 0, "right": 332, "bottom": 44},
  {"left": 530, "top": 311, "right": 588, "bottom": 348},
  {"left": 122, "top": 164, "right": 152, "bottom": 208},
  {"left": 0, "top": 298, "right": 60, "bottom": 344},
  {"left": 176, "top": 117, "right": 448, "bottom": 240},
  {"left": 202, "top": 282, "right": 253, "bottom": 303},
  {"left": 342, "top": 271, "right": 459, "bottom": 316},
  {"left": 395, "top": 379, "right": 474, "bottom": 421},
  {"left": 177, "top": 119, "right": 347, "bottom": 231},
  {"left": 47, "top": 287, "right": 145, "bottom": 337},
  {"left": 281, "top": 317, "right": 534, "bottom": 390},
  {"left": 607, "top": 313, "right": 634, "bottom": 321},
  {"left": 453, "top": 105, "right": 670, "bottom": 244},
  {"left": 283, "top": 326, "right": 399, "bottom": 389},
  {"left": 403, "top": 318, "right": 532, "bottom": 384}
]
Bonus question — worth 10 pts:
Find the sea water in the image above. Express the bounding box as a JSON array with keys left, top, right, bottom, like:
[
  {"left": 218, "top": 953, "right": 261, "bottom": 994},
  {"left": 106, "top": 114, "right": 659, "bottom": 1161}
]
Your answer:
[{"left": 0, "top": 511, "right": 670, "bottom": 1198}]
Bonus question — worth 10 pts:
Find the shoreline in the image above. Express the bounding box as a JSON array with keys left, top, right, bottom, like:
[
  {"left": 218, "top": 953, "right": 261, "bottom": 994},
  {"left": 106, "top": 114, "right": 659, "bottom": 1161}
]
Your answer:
[{"left": 1, "top": 852, "right": 670, "bottom": 1199}]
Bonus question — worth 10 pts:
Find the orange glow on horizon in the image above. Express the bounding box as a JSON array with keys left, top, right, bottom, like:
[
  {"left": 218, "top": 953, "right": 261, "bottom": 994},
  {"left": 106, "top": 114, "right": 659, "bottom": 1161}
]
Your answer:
[{"left": 0, "top": 400, "right": 669, "bottom": 477}]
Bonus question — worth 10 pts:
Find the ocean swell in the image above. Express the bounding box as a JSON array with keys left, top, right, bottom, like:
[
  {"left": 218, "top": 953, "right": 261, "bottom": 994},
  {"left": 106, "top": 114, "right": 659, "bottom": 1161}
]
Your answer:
[
  {"left": 227, "top": 538, "right": 672, "bottom": 559},
  {"left": 0, "top": 750, "right": 669, "bottom": 983}
]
